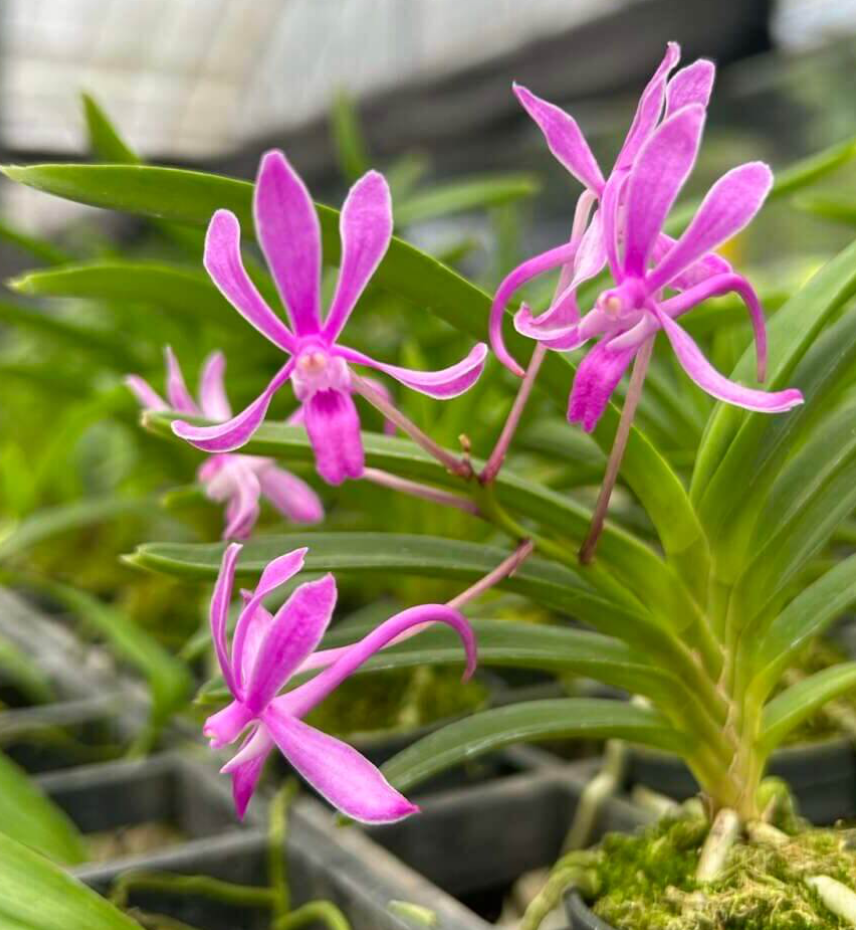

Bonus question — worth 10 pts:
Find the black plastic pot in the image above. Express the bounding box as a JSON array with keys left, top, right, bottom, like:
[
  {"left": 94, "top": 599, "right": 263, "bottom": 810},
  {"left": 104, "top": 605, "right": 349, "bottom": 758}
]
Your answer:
[
  {"left": 37, "top": 753, "right": 242, "bottom": 847},
  {"left": 628, "top": 738, "right": 856, "bottom": 825},
  {"left": 565, "top": 890, "right": 614, "bottom": 930}
]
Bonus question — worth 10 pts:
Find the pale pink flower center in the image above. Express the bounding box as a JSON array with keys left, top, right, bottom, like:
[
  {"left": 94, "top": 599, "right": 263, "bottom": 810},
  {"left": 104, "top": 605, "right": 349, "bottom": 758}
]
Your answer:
[{"left": 291, "top": 349, "right": 351, "bottom": 401}]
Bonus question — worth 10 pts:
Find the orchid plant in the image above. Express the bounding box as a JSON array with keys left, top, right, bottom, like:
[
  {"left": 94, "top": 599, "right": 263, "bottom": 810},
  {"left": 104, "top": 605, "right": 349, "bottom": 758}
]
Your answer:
[{"left": 5, "top": 37, "right": 856, "bottom": 929}]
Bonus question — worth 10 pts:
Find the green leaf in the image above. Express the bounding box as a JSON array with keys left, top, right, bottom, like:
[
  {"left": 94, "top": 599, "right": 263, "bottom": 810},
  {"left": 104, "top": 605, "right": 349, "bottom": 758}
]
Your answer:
[
  {"left": 142, "top": 414, "right": 698, "bottom": 633},
  {"left": 760, "top": 663, "right": 856, "bottom": 753},
  {"left": 0, "top": 830, "right": 141, "bottom": 929},
  {"left": 0, "top": 753, "right": 87, "bottom": 864},
  {"left": 81, "top": 94, "right": 141, "bottom": 165},
  {"left": 751, "top": 554, "right": 856, "bottom": 697},
  {"left": 0, "top": 163, "right": 700, "bottom": 572},
  {"left": 395, "top": 174, "right": 540, "bottom": 226},
  {"left": 35, "top": 582, "right": 191, "bottom": 739},
  {"left": 0, "top": 219, "right": 70, "bottom": 266},
  {"left": 693, "top": 239, "right": 856, "bottom": 556},
  {"left": 0, "top": 635, "right": 55, "bottom": 705},
  {"left": 0, "top": 496, "right": 157, "bottom": 563},
  {"left": 793, "top": 195, "right": 856, "bottom": 226},
  {"left": 330, "top": 89, "right": 371, "bottom": 181},
  {"left": 7, "top": 262, "right": 242, "bottom": 332},
  {"left": 382, "top": 698, "right": 691, "bottom": 792}
]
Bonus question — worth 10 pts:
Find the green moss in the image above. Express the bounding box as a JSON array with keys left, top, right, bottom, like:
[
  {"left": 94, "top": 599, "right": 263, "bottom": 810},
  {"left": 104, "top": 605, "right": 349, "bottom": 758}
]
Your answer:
[
  {"left": 589, "top": 818, "right": 856, "bottom": 930},
  {"left": 304, "top": 666, "right": 488, "bottom": 737}
]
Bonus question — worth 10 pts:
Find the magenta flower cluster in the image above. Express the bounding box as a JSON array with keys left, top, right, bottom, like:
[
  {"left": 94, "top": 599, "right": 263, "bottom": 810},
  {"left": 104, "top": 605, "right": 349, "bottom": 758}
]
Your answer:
[{"left": 130, "top": 41, "right": 804, "bottom": 823}]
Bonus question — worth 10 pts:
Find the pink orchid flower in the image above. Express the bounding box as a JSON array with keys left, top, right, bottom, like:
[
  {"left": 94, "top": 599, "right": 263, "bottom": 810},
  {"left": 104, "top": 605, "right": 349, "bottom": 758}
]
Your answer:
[
  {"left": 126, "top": 348, "right": 323, "bottom": 539},
  {"left": 173, "top": 151, "right": 488, "bottom": 485},
  {"left": 489, "top": 43, "right": 803, "bottom": 431},
  {"left": 204, "top": 544, "right": 477, "bottom": 822}
]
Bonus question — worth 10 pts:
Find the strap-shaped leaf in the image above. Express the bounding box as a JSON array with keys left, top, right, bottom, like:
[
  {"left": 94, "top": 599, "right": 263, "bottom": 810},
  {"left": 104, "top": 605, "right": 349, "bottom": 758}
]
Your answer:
[
  {"left": 0, "top": 753, "right": 87, "bottom": 865},
  {"left": 0, "top": 218, "right": 70, "bottom": 266},
  {"left": 128, "top": 532, "right": 689, "bottom": 658},
  {"left": 0, "top": 831, "right": 140, "bottom": 930},
  {"left": 395, "top": 173, "right": 540, "bottom": 226},
  {"left": 693, "top": 238, "right": 856, "bottom": 524},
  {"left": 760, "top": 662, "right": 856, "bottom": 753},
  {"left": 82, "top": 93, "right": 140, "bottom": 165},
  {"left": 143, "top": 413, "right": 699, "bottom": 633},
  {"left": 1, "top": 162, "right": 702, "bottom": 577},
  {"left": 751, "top": 553, "right": 856, "bottom": 697},
  {"left": 382, "top": 698, "right": 692, "bottom": 792}
]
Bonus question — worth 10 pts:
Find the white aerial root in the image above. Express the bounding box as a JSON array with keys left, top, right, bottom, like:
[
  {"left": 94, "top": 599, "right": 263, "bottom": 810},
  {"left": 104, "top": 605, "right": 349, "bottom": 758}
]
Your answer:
[
  {"left": 806, "top": 876, "right": 856, "bottom": 926},
  {"left": 696, "top": 808, "right": 741, "bottom": 882}
]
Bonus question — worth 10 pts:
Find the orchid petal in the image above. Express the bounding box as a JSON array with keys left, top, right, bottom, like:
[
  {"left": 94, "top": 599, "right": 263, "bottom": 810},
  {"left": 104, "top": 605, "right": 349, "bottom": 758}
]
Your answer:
[
  {"left": 337, "top": 343, "right": 487, "bottom": 399},
  {"left": 222, "top": 470, "right": 262, "bottom": 540},
  {"left": 303, "top": 388, "right": 364, "bottom": 485},
  {"left": 489, "top": 240, "right": 579, "bottom": 376},
  {"left": 204, "top": 210, "right": 297, "bottom": 353},
  {"left": 258, "top": 465, "right": 324, "bottom": 524},
  {"left": 199, "top": 351, "right": 232, "bottom": 421},
  {"left": 244, "top": 574, "right": 337, "bottom": 713},
  {"left": 231, "top": 547, "right": 309, "bottom": 693},
  {"left": 652, "top": 233, "right": 732, "bottom": 290},
  {"left": 657, "top": 272, "right": 768, "bottom": 381},
  {"left": 124, "top": 376, "right": 167, "bottom": 412},
  {"left": 615, "top": 41, "right": 681, "bottom": 170},
  {"left": 567, "top": 340, "right": 637, "bottom": 433},
  {"left": 279, "top": 604, "right": 476, "bottom": 718},
  {"left": 649, "top": 303, "right": 803, "bottom": 413},
  {"left": 164, "top": 347, "right": 198, "bottom": 414},
  {"left": 222, "top": 726, "right": 273, "bottom": 820},
  {"left": 513, "top": 84, "right": 604, "bottom": 193},
  {"left": 263, "top": 709, "right": 418, "bottom": 823},
  {"left": 623, "top": 104, "right": 706, "bottom": 278},
  {"left": 323, "top": 171, "right": 393, "bottom": 342},
  {"left": 173, "top": 359, "right": 295, "bottom": 453},
  {"left": 202, "top": 699, "right": 254, "bottom": 749},
  {"left": 210, "top": 542, "right": 242, "bottom": 694},
  {"left": 665, "top": 59, "right": 715, "bottom": 117},
  {"left": 254, "top": 150, "right": 322, "bottom": 337},
  {"left": 237, "top": 600, "right": 275, "bottom": 689},
  {"left": 646, "top": 162, "right": 773, "bottom": 292}
]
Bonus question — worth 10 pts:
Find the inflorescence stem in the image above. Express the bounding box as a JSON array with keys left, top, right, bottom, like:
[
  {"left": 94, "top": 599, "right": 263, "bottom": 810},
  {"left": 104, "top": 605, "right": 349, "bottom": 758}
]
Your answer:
[
  {"left": 448, "top": 538, "right": 534, "bottom": 609},
  {"left": 579, "top": 336, "right": 655, "bottom": 565},
  {"left": 352, "top": 375, "right": 473, "bottom": 478},
  {"left": 363, "top": 467, "right": 481, "bottom": 516}
]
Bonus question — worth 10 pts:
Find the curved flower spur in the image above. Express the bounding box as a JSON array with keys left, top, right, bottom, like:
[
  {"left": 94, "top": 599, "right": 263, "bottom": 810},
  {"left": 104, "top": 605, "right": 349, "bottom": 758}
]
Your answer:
[
  {"left": 173, "top": 151, "right": 488, "bottom": 485},
  {"left": 127, "top": 348, "right": 323, "bottom": 539},
  {"left": 204, "top": 544, "right": 477, "bottom": 823}
]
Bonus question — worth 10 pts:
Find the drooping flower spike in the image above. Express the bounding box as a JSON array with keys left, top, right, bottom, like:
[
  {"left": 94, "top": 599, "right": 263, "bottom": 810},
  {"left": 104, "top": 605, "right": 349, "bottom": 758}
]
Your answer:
[
  {"left": 489, "top": 45, "right": 803, "bottom": 432},
  {"left": 204, "top": 544, "right": 477, "bottom": 822},
  {"left": 173, "top": 151, "right": 488, "bottom": 485},
  {"left": 127, "top": 348, "right": 323, "bottom": 539}
]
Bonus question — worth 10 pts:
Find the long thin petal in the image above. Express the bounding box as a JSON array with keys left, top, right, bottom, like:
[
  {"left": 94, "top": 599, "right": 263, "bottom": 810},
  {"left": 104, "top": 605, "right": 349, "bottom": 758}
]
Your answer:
[
  {"left": 665, "top": 59, "right": 715, "bottom": 117},
  {"left": 199, "top": 351, "right": 232, "bottom": 421},
  {"left": 203, "top": 699, "right": 255, "bottom": 749},
  {"left": 124, "top": 375, "right": 167, "bottom": 412},
  {"left": 164, "top": 347, "right": 199, "bottom": 414},
  {"left": 223, "top": 470, "right": 262, "bottom": 540},
  {"left": 204, "top": 209, "right": 297, "bottom": 353},
  {"left": 173, "top": 359, "right": 295, "bottom": 453},
  {"left": 258, "top": 465, "right": 324, "bottom": 524},
  {"left": 615, "top": 41, "right": 681, "bottom": 171},
  {"left": 337, "top": 343, "right": 487, "bottom": 399},
  {"left": 245, "top": 574, "right": 337, "bottom": 712},
  {"left": 657, "top": 272, "right": 768, "bottom": 381},
  {"left": 513, "top": 84, "right": 604, "bottom": 192},
  {"left": 231, "top": 547, "right": 309, "bottom": 693},
  {"left": 488, "top": 240, "right": 580, "bottom": 376},
  {"left": 567, "top": 340, "right": 637, "bottom": 433},
  {"left": 254, "top": 150, "right": 322, "bottom": 337},
  {"left": 623, "top": 104, "right": 706, "bottom": 278},
  {"left": 646, "top": 162, "right": 773, "bottom": 293},
  {"left": 303, "top": 388, "right": 364, "bottom": 485},
  {"left": 323, "top": 171, "right": 392, "bottom": 342},
  {"left": 222, "top": 726, "right": 273, "bottom": 820},
  {"left": 210, "top": 542, "right": 242, "bottom": 694},
  {"left": 279, "top": 604, "right": 476, "bottom": 718},
  {"left": 649, "top": 303, "right": 803, "bottom": 412},
  {"left": 262, "top": 709, "right": 418, "bottom": 823}
]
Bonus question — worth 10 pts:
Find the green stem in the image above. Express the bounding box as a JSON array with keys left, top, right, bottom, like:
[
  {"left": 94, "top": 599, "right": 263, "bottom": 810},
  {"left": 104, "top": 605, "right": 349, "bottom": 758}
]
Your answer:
[
  {"left": 273, "top": 901, "right": 352, "bottom": 930},
  {"left": 109, "top": 872, "right": 274, "bottom": 911},
  {"left": 268, "top": 780, "right": 299, "bottom": 919}
]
